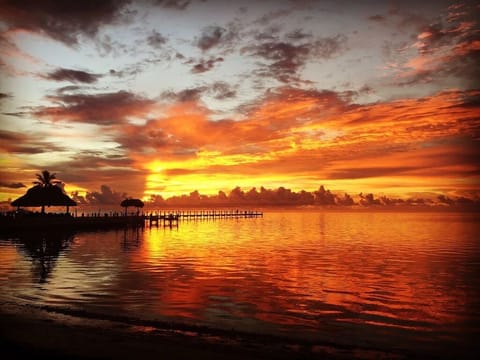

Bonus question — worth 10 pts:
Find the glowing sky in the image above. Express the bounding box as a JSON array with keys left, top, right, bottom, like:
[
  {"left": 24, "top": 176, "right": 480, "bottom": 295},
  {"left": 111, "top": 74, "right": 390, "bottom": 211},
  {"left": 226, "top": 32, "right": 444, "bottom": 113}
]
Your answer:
[{"left": 0, "top": 0, "right": 479, "bottom": 203}]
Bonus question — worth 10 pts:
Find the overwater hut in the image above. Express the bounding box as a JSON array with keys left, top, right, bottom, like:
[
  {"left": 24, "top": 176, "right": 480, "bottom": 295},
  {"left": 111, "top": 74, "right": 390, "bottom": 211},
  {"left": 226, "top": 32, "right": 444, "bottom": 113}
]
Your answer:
[
  {"left": 120, "top": 198, "right": 144, "bottom": 215},
  {"left": 10, "top": 170, "right": 77, "bottom": 214}
]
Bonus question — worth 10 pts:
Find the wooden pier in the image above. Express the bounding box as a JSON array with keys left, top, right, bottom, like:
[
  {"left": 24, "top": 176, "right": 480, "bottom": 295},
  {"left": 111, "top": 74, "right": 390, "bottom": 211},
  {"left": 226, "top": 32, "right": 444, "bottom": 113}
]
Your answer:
[
  {"left": 144, "top": 209, "right": 263, "bottom": 227},
  {"left": 0, "top": 209, "right": 263, "bottom": 231}
]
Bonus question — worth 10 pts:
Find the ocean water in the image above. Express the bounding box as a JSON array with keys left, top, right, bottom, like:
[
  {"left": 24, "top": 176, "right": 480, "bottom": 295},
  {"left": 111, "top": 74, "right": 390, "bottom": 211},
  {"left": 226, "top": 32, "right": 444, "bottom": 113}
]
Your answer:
[{"left": 1, "top": 210, "right": 479, "bottom": 357}]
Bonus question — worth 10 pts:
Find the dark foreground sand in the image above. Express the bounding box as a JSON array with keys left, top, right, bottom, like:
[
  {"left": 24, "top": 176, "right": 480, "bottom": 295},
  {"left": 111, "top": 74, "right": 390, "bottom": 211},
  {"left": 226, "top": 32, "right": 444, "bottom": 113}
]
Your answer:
[
  {"left": 0, "top": 304, "right": 398, "bottom": 360},
  {"left": 2, "top": 303, "right": 470, "bottom": 360}
]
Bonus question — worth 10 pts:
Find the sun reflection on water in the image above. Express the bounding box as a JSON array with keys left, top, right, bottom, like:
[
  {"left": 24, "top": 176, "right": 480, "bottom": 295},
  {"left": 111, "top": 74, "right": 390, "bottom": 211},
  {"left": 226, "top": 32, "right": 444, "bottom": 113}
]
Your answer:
[{"left": 0, "top": 211, "right": 478, "bottom": 352}]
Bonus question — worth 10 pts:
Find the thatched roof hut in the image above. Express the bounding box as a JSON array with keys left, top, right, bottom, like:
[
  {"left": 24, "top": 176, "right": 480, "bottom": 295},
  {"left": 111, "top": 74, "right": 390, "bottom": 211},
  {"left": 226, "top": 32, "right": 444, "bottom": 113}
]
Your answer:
[
  {"left": 11, "top": 185, "right": 77, "bottom": 213},
  {"left": 120, "top": 198, "right": 144, "bottom": 208},
  {"left": 120, "top": 198, "right": 144, "bottom": 214}
]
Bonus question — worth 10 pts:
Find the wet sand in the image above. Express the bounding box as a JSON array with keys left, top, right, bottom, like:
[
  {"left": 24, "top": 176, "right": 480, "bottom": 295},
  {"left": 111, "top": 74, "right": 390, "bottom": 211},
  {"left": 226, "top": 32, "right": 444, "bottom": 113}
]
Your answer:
[{"left": 0, "top": 304, "right": 396, "bottom": 360}]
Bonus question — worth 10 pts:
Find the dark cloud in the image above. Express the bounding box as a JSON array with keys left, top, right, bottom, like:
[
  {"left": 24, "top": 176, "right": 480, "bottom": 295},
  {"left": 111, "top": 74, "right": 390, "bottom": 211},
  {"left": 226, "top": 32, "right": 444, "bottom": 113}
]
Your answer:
[
  {"left": 140, "top": 185, "right": 480, "bottom": 210},
  {"left": 109, "top": 49, "right": 178, "bottom": 79},
  {"left": 368, "top": 14, "right": 386, "bottom": 22},
  {"left": 161, "top": 82, "right": 235, "bottom": 103},
  {"left": 285, "top": 29, "right": 313, "bottom": 41},
  {"left": 242, "top": 35, "right": 346, "bottom": 83},
  {"left": 44, "top": 68, "right": 101, "bottom": 83},
  {"left": 147, "top": 29, "right": 167, "bottom": 48},
  {"left": 161, "top": 87, "right": 206, "bottom": 102},
  {"left": 197, "top": 25, "right": 226, "bottom": 51},
  {"left": 119, "top": 127, "right": 171, "bottom": 152},
  {"left": 33, "top": 91, "right": 155, "bottom": 125},
  {"left": 359, "top": 193, "right": 382, "bottom": 206},
  {"left": 2, "top": 111, "right": 31, "bottom": 118},
  {"left": 389, "top": 2, "right": 479, "bottom": 87},
  {"left": 44, "top": 162, "right": 148, "bottom": 200},
  {"left": 329, "top": 166, "right": 416, "bottom": 179},
  {"left": 460, "top": 91, "right": 480, "bottom": 108},
  {"left": 152, "top": 0, "right": 192, "bottom": 10},
  {"left": 416, "top": 10, "right": 480, "bottom": 55},
  {"left": 357, "top": 193, "right": 457, "bottom": 208},
  {"left": 243, "top": 41, "right": 309, "bottom": 82},
  {"left": 196, "top": 25, "right": 237, "bottom": 52},
  {"left": 397, "top": 47, "right": 480, "bottom": 88},
  {"left": 65, "top": 152, "right": 134, "bottom": 170},
  {"left": 358, "top": 193, "right": 433, "bottom": 207},
  {"left": 210, "top": 81, "right": 236, "bottom": 99},
  {"left": 0, "top": 0, "right": 133, "bottom": 46},
  {"left": 437, "top": 194, "right": 480, "bottom": 209},
  {"left": 95, "top": 34, "right": 129, "bottom": 57},
  {"left": 83, "top": 185, "right": 127, "bottom": 205},
  {"left": 0, "top": 129, "right": 65, "bottom": 154},
  {"left": 416, "top": 23, "right": 454, "bottom": 54},
  {"left": 253, "top": 26, "right": 282, "bottom": 42},
  {"left": 56, "top": 85, "right": 83, "bottom": 94},
  {"left": 190, "top": 57, "right": 224, "bottom": 73},
  {"left": 108, "top": 64, "right": 144, "bottom": 78},
  {"left": 0, "top": 182, "right": 26, "bottom": 189},
  {"left": 155, "top": 186, "right": 320, "bottom": 207},
  {"left": 0, "top": 92, "right": 12, "bottom": 100}
]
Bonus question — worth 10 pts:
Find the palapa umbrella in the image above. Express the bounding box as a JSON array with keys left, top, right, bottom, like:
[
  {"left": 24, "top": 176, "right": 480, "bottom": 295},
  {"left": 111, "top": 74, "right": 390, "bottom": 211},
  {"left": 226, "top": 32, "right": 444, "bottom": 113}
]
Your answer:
[
  {"left": 120, "top": 198, "right": 144, "bottom": 215},
  {"left": 11, "top": 185, "right": 77, "bottom": 214}
]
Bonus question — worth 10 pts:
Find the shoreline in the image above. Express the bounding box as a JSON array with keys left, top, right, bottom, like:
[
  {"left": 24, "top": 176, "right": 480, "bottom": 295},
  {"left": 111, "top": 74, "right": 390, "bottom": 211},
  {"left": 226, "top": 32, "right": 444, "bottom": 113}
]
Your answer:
[{"left": 1, "top": 303, "right": 405, "bottom": 360}]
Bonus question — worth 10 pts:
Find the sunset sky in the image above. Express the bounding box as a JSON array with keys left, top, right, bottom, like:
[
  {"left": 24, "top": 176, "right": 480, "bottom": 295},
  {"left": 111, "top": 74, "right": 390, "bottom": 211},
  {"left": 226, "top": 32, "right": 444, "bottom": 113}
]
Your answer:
[{"left": 1, "top": 0, "right": 479, "bottom": 205}]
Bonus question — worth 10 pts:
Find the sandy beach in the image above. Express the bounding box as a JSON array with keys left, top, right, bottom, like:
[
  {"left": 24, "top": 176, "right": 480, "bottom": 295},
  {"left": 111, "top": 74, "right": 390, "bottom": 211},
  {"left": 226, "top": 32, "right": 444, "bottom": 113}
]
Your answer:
[
  {"left": 1, "top": 302, "right": 407, "bottom": 360},
  {"left": 1, "top": 302, "right": 477, "bottom": 360},
  {"left": 0, "top": 303, "right": 359, "bottom": 360}
]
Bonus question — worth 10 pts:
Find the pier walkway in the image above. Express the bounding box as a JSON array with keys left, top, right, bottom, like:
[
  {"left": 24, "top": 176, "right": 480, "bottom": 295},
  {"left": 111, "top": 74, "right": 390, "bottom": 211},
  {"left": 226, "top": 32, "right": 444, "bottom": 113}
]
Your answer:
[
  {"left": 0, "top": 209, "right": 263, "bottom": 230},
  {"left": 145, "top": 210, "right": 263, "bottom": 226}
]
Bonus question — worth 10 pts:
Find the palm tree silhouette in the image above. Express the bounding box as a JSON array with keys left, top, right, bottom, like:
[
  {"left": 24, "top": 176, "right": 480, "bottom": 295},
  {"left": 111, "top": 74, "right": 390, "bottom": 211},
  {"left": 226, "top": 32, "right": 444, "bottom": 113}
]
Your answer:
[
  {"left": 32, "top": 170, "right": 61, "bottom": 213},
  {"left": 33, "top": 170, "right": 61, "bottom": 188}
]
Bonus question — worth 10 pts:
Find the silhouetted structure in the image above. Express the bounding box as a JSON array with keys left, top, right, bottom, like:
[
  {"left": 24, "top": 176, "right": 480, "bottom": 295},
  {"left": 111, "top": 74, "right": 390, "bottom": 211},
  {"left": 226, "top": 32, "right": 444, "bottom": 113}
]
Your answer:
[
  {"left": 10, "top": 170, "right": 76, "bottom": 214},
  {"left": 121, "top": 198, "right": 144, "bottom": 215},
  {"left": 11, "top": 183, "right": 77, "bottom": 213}
]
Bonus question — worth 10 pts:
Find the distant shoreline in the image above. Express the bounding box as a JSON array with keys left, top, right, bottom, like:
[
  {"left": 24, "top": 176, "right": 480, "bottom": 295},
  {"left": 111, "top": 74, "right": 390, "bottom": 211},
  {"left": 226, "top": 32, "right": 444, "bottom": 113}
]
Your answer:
[{"left": 1, "top": 204, "right": 479, "bottom": 214}]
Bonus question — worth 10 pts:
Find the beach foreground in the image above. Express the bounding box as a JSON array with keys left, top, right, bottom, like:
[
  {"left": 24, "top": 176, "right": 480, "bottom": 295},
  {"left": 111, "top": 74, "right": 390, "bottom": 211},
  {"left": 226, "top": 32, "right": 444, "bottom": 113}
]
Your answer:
[{"left": 1, "top": 303, "right": 405, "bottom": 360}]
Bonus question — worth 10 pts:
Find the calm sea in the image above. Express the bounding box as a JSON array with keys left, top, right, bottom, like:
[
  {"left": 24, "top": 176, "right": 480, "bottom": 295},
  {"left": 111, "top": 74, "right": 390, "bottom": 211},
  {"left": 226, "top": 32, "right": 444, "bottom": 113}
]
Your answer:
[{"left": 1, "top": 210, "right": 479, "bottom": 357}]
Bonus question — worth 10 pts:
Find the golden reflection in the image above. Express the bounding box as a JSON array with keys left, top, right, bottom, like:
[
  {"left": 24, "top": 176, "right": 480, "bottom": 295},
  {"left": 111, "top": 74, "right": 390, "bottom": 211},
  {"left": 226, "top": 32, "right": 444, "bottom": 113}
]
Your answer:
[
  {"left": 129, "top": 212, "right": 475, "bottom": 331},
  {"left": 0, "top": 246, "right": 22, "bottom": 279}
]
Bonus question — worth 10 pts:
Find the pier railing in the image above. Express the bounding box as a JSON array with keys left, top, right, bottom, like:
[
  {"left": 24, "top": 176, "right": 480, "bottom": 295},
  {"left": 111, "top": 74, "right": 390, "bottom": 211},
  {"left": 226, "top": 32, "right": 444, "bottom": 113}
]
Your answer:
[
  {"left": 144, "top": 209, "right": 263, "bottom": 226},
  {"left": 0, "top": 209, "right": 263, "bottom": 230}
]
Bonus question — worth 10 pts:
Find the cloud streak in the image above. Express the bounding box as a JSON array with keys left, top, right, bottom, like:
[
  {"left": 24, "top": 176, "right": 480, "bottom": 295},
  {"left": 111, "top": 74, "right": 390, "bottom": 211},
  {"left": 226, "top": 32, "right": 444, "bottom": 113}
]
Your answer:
[
  {"left": 0, "top": 129, "right": 66, "bottom": 154},
  {"left": 391, "top": 1, "right": 480, "bottom": 87},
  {"left": 43, "top": 68, "right": 101, "bottom": 83},
  {"left": 33, "top": 91, "right": 156, "bottom": 125}
]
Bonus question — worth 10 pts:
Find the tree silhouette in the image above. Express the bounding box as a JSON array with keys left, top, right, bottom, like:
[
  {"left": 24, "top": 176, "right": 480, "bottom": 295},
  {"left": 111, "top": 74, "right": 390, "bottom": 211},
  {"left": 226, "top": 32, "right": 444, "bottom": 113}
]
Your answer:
[
  {"left": 33, "top": 170, "right": 60, "bottom": 188},
  {"left": 32, "top": 170, "right": 61, "bottom": 213}
]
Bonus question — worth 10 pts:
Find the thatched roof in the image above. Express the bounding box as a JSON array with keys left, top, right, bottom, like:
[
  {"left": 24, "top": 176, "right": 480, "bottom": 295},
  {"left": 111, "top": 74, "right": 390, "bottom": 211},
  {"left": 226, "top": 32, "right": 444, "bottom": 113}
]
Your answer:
[
  {"left": 11, "top": 185, "right": 77, "bottom": 208},
  {"left": 120, "top": 198, "right": 144, "bottom": 208}
]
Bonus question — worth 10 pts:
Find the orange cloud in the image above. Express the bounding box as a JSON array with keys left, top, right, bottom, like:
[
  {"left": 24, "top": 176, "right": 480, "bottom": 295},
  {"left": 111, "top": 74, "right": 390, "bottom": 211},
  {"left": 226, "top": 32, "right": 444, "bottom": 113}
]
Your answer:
[
  {"left": 102, "top": 87, "right": 480, "bottom": 200},
  {"left": 1, "top": 85, "right": 478, "bottom": 205}
]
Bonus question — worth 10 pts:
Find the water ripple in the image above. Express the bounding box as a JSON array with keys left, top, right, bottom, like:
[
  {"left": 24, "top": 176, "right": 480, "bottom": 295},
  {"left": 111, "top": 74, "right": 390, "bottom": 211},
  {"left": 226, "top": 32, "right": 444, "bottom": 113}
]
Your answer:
[{"left": 1, "top": 211, "right": 479, "bottom": 355}]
